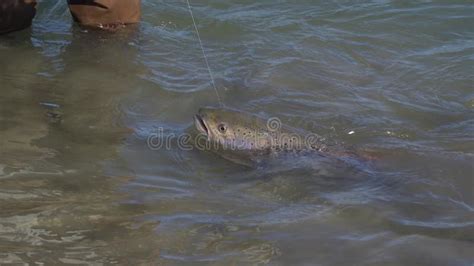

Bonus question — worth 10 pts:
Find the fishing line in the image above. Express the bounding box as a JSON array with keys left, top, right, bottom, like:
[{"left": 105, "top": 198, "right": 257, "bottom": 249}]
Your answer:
[{"left": 186, "top": 0, "right": 223, "bottom": 106}]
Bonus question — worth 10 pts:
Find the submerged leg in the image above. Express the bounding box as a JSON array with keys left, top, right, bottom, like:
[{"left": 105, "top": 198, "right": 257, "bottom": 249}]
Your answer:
[
  {"left": 67, "top": 0, "right": 141, "bottom": 29},
  {"left": 0, "top": 0, "right": 37, "bottom": 35}
]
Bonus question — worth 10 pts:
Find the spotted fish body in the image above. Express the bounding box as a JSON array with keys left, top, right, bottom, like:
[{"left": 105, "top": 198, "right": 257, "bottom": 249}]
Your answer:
[{"left": 193, "top": 107, "right": 347, "bottom": 167}]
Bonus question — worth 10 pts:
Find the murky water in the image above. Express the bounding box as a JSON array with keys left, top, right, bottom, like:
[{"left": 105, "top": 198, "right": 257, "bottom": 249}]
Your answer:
[{"left": 1, "top": 0, "right": 473, "bottom": 265}]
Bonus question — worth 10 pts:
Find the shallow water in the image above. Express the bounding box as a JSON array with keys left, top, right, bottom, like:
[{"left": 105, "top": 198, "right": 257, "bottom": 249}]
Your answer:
[{"left": 1, "top": 0, "right": 473, "bottom": 265}]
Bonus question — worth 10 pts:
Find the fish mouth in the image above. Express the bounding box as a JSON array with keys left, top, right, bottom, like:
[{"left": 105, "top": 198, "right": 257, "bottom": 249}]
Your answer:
[{"left": 194, "top": 114, "right": 209, "bottom": 137}]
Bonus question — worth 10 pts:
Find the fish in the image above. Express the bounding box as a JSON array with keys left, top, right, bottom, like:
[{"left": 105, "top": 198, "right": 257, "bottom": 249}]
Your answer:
[{"left": 193, "top": 106, "right": 365, "bottom": 167}]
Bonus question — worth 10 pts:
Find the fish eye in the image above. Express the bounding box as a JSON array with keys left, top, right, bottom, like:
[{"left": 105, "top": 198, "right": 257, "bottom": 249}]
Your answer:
[{"left": 217, "top": 123, "right": 227, "bottom": 133}]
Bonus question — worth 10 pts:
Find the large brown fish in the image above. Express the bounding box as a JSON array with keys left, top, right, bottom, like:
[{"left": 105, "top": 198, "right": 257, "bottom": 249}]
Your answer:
[{"left": 193, "top": 107, "right": 362, "bottom": 167}]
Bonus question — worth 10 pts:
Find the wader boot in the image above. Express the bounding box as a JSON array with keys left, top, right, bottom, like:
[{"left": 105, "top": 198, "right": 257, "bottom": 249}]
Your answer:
[
  {"left": 0, "top": 0, "right": 37, "bottom": 34},
  {"left": 67, "top": 0, "right": 140, "bottom": 30}
]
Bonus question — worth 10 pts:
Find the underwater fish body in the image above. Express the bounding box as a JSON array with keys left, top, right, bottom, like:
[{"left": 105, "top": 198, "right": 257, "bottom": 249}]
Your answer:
[{"left": 193, "top": 107, "right": 363, "bottom": 167}]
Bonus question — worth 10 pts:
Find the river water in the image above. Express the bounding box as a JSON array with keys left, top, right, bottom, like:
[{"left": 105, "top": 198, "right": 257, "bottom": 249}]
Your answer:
[{"left": 1, "top": 0, "right": 473, "bottom": 265}]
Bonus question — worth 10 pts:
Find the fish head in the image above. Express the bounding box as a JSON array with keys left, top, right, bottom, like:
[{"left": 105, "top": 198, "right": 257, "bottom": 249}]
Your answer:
[{"left": 194, "top": 106, "right": 272, "bottom": 148}]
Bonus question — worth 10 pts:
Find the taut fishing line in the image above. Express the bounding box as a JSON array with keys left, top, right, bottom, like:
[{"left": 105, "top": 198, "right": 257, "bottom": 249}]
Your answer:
[{"left": 186, "top": 0, "right": 223, "bottom": 106}]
